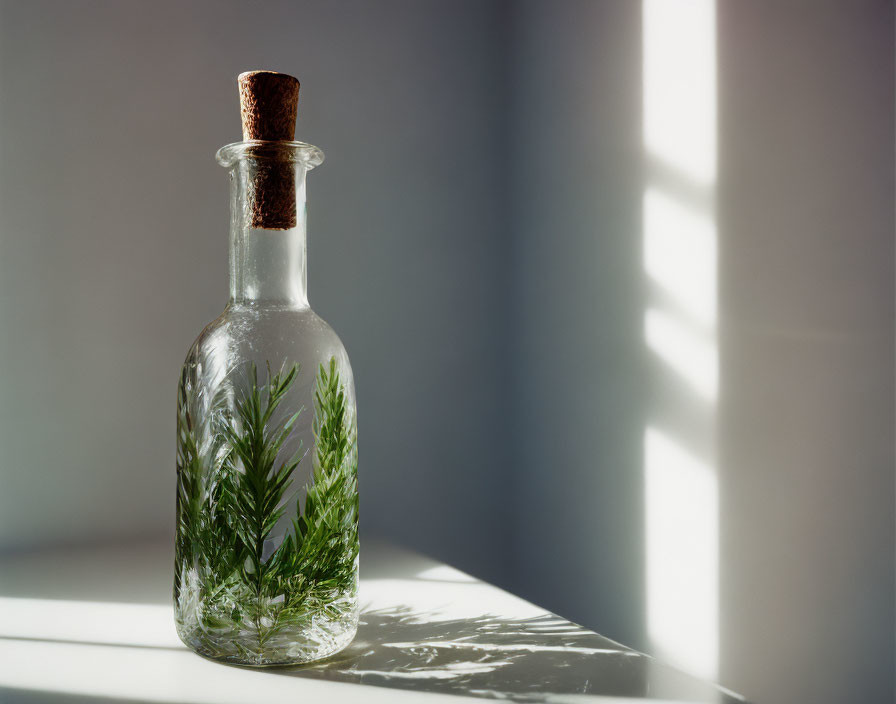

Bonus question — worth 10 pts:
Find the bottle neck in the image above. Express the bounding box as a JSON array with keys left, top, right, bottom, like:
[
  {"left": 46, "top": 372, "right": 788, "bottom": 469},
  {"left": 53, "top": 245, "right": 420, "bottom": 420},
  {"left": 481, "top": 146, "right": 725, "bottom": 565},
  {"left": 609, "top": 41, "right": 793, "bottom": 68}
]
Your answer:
[{"left": 228, "top": 158, "right": 309, "bottom": 308}]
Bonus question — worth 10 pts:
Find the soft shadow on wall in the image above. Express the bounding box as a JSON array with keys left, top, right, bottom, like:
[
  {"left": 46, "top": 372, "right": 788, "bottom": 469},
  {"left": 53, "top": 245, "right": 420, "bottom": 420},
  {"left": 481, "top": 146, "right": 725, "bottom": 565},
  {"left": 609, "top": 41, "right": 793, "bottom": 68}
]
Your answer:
[{"left": 509, "top": 0, "right": 647, "bottom": 656}]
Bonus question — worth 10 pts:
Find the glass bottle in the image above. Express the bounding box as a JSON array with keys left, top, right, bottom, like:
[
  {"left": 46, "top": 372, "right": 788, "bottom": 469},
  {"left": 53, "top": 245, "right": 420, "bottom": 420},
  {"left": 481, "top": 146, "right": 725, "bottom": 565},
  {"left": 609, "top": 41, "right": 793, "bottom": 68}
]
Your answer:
[{"left": 174, "top": 138, "right": 359, "bottom": 666}]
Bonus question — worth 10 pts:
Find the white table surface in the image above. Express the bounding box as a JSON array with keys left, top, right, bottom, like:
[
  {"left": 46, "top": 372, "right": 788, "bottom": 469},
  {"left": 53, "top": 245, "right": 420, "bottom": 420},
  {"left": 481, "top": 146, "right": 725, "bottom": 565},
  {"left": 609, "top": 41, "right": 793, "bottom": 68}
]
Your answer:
[{"left": 0, "top": 540, "right": 745, "bottom": 703}]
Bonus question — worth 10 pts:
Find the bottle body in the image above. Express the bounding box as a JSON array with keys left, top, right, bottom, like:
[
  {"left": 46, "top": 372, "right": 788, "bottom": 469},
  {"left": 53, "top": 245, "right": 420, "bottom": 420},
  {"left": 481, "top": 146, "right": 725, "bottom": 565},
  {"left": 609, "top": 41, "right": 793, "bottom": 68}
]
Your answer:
[{"left": 174, "top": 141, "right": 359, "bottom": 666}]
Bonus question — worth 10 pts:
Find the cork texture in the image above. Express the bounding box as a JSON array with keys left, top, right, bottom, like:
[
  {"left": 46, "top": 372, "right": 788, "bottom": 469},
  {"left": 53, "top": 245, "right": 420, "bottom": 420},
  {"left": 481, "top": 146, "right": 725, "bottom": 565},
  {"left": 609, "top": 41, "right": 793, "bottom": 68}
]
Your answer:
[{"left": 238, "top": 71, "right": 300, "bottom": 229}]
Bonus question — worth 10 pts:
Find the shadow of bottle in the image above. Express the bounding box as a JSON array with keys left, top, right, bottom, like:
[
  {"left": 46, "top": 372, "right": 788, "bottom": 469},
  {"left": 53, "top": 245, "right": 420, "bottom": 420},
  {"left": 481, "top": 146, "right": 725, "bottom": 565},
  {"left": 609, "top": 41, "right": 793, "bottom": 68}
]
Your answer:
[{"left": 272, "top": 605, "right": 741, "bottom": 703}]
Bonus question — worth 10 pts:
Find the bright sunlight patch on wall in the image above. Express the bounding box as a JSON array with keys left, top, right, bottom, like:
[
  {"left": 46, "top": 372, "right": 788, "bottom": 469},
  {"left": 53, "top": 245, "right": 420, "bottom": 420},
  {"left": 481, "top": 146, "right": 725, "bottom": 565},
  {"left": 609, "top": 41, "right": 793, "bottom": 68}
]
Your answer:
[
  {"left": 643, "top": 0, "right": 718, "bottom": 681},
  {"left": 643, "top": 0, "right": 717, "bottom": 186},
  {"left": 645, "top": 429, "right": 719, "bottom": 678}
]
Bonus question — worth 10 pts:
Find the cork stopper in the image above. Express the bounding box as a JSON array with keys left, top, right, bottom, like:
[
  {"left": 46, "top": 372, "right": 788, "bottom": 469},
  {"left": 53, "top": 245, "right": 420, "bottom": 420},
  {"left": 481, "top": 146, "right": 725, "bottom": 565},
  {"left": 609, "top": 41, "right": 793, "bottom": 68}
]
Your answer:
[
  {"left": 239, "top": 71, "right": 300, "bottom": 141},
  {"left": 237, "top": 71, "right": 300, "bottom": 230}
]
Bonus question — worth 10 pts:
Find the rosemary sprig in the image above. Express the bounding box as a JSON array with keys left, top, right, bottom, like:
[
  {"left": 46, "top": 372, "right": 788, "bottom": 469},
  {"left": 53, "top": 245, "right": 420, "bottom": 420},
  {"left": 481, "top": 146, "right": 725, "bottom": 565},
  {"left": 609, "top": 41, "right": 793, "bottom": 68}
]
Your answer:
[
  {"left": 175, "top": 357, "right": 359, "bottom": 655},
  {"left": 271, "top": 358, "right": 359, "bottom": 625},
  {"left": 175, "top": 368, "right": 237, "bottom": 603},
  {"left": 220, "top": 364, "right": 302, "bottom": 590}
]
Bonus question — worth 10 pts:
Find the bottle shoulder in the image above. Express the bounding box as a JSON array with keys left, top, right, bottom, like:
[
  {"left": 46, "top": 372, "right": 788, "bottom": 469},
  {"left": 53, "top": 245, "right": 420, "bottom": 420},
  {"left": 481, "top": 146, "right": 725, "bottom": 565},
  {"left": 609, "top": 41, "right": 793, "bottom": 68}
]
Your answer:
[
  {"left": 193, "top": 305, "right": 342, "bottom": 343},
  {"left": 183, "top": 304, "right": 353, "bottom": 388}
]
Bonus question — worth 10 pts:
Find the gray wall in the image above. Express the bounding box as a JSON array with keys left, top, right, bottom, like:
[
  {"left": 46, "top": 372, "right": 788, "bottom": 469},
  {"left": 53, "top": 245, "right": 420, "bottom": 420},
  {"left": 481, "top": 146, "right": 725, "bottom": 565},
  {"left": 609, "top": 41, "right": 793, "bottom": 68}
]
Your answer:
[
  {"left": 0, "top": 2, "right": 892, "bottom": 703},
  {"left": 719, "top": 3, "right": 894, "bottom": 703},
  {"left": 509, "top": 0, "right": 647, "bottom": 654},
  {"left": 0, "top": 0, "right": 513, "bottom": 580},
  {"left": 508, "top": 2, "right": 894, "bottom": 703}
]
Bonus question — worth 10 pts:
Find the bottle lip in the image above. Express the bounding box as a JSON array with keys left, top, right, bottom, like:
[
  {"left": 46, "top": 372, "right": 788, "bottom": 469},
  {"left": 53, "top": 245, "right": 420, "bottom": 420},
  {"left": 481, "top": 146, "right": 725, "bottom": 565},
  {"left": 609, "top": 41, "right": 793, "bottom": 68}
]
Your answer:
[{"left": 216, "top": 140, "right": 325, "bottom": 169}]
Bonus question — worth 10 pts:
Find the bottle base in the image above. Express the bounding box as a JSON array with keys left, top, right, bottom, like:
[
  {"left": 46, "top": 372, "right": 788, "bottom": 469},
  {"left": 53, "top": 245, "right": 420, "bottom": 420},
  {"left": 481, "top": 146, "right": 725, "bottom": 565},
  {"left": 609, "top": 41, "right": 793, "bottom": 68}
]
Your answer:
[{"left": 176, "top": 611, "right": 358, "bottom": 667}]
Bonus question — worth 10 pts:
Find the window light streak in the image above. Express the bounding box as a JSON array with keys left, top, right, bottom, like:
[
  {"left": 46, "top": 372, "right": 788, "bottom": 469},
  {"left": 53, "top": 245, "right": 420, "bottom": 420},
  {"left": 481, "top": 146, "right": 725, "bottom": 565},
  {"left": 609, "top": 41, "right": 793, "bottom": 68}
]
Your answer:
[
  {"left": 645, "top": 428, "right": 718, "bottom": 680},
  {"left": 644, "top": 188, "right": 717, "bottom": 326},
  {"left": 416, "top": 564, "right": 478, "bottom": 583},
  {"left": 0, "top": 596, "right": 180, "bottom": 648},
  {"left": 0, "top": 638, "right": 416, "bottom": 704},
  {"left": 643, "top": 0, "right": 719, "bottom": 682},
  {"left": 645, "top": 309, "right": 717, "bottom": 400},
  {"left": 643, "top": 0, "right": 717, "bottom": 184}
]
